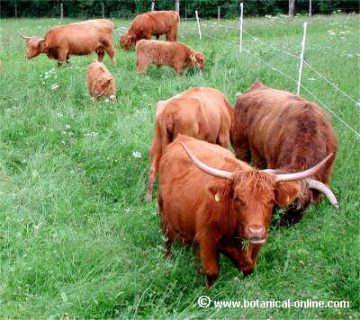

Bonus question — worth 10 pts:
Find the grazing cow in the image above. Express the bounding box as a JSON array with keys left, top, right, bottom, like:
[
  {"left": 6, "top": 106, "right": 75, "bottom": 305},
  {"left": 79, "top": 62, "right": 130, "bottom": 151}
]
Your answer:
[
  {"left": 146, "top": 87, "right": 233, "bottom": 201},
  {"left": 158, "top": 135, "right": 335, "bottom": 286},
  {"left": 136, "top": 40, "right": 205, "bottom": 75},
  {"left": 87, "top": 61, "right": 116, "bottom": 101},
  {"left": 120, "top": 11, "right": 179, "bottom": 50},
  {"left": 231, "top": 81, "right": 338, "bottom": 225},
  {"left": 19, "top": 19, "right": 116, "bottom": 65}
]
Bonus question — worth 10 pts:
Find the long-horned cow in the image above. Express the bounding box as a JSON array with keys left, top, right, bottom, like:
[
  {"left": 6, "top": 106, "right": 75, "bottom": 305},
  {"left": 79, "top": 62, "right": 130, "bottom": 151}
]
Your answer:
[
  {"left": 158, "top": 135, "right": 336, "bottom": 286},
  {"left": 146, "top": 88, "right": 233, "bottom": 201},
  {"left": 231, "top": 81, "right": 338, "bottom": 225},
  {"left": 120, "top": 11, "right": 180, "bottom": 50},
  {"left": 19, "top": 19, "right": 116, "bottom": 65}
]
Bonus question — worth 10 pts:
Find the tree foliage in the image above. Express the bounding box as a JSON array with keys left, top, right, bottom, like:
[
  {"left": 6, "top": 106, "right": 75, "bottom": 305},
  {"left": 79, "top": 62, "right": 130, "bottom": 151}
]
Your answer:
[{"left": 0, "top": 0, "right": 358, "bottom": 18}]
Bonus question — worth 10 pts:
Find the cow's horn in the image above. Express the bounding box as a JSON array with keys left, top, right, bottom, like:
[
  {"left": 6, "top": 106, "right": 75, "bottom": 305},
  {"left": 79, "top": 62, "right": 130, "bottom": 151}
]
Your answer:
[
  {"left": 18, "top": 32, "right": 31, "bottom": 39},
  {"left": 306, "top": 178, "right": 339, "bottom": 209},
  {"left": 179, "top": 142, "right": 233, "bottom": 179},
  {"left": 275, "top": 153, "right": 333, "bottom": 182}
]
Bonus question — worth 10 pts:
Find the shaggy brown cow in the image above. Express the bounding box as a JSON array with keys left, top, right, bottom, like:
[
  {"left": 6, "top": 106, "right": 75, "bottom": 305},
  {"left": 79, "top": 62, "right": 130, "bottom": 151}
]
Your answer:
[
  {"left": 146, "top": 87, "right": 233, "bottom": 201},
  {"left": 158, "top": 135, "right": 334, "bottom": 286},
  {"left": 120, "top": 11, "right": 179, "bottom": 50},
  {"left": 231, "top": 81, "right": 338, "bottom": 225},
  {"left": 136, "top": 40, "right": 205, "bottom": 75},
  {"left": 87, "top": 61, "right": 116, "bottom": 101},
  {"left": 20, "top": 19, "right": 116, "bottom": 65}
]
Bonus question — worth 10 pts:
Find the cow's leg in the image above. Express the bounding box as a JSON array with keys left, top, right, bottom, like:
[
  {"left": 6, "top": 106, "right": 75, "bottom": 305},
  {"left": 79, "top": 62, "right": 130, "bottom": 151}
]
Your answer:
[
  {"left": 198, "top": 237, "right": 220, "bottom": 287},
  {"left": 241, "top": 243, "right": 263, "bottom": 276},
  {"left": 96, "top": 47, "right": 105, "bottom": 62},
  {"left": 137, "top": 60, "right": 148, "bottom": 75},
  {"left": 220, "top": 239, "right": 243, "bottom": 268},
  {"left": 56, "top": 48, "right": 69, "bottom": 67},
  {"left": 173, "top": 63, "right": 183, "bottom": 75},
  {"left": 166, "top": 27, "right": 177, "bottom": 41},
  {"left": 222, "top": 240, "right": 262, "bottom": 276},
  {"left": 103, "top": 42, "right": 116, "bottom": 65}
]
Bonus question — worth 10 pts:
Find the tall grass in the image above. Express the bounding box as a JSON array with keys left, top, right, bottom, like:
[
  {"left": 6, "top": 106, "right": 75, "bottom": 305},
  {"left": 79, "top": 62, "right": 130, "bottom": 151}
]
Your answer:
[{"left": 0, "top": 14, "right": 359, "bottom": 319}]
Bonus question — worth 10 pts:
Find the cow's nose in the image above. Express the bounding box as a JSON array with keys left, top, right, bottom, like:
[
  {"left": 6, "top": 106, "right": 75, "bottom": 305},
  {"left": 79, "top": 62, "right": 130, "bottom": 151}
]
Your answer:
[{"left": 247, "top": 225, "right": 266, "bottom": 244}]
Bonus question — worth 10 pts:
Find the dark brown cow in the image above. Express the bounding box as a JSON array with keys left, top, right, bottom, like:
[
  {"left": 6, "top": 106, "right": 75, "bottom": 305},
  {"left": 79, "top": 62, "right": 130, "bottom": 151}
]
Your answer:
[
  {"left": 158, "top": 135, "right": 335, "bottom": 286},
  {"left": 20, "top": 19, "right": 116, "bottom": 65},
  {"left": 136, "top": 40, "right": 205, "bottom": 75},
  {"left": 146, "top": 87, "right": 233, "bottom": 201},
  {"left": 231, "top": 81, "right": 338, "bottom": 225},
  {"left": 120, "top": 11, "right": 180, "bottom": 50}
]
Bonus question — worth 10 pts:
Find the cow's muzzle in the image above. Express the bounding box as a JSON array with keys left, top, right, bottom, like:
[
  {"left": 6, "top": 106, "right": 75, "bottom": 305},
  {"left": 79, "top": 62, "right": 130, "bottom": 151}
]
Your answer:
[{"left": 247, "top": 225, "right": 266, "bottom": 244}]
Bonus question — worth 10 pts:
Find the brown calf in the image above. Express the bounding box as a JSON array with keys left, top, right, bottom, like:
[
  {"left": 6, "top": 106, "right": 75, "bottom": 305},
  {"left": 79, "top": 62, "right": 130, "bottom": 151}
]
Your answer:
[
  {"left": 136, "top": 40, "right": 205, "bottom": 75},
  {"left": 87, "top": 61, "right": 116, "bottom": 101}
]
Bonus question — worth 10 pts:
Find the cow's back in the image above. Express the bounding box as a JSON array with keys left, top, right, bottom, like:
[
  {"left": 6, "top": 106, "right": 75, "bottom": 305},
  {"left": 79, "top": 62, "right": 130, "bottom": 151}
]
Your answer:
[
  {"left": 233, "top": 85, "right": 337, "bottom": 183},
  {"left": 45, "top": 19, "right": 113, "bottom": 50}
]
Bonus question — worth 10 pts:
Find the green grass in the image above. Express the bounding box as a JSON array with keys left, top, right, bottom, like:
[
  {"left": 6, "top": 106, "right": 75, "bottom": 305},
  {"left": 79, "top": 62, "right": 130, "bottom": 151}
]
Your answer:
[{"left": 0, "top": 14, "right": 359, "bottom": 319}]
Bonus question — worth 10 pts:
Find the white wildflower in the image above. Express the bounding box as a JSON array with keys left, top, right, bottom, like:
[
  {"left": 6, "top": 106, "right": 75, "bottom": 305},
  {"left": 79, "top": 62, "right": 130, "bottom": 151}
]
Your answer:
[
  {"left": 132, "top": 151, "right": 142, "bottom": 158},
  {"left": 84, "top": 132, "right": 99, "bottom": 137},
  {"left": 64, "top": 124, "right": 71, "bottom": 130},
  {"left": 56, "top": 112, "right": 63, "bottom": 117},
  {"left": 51, "top": 83, "right": 60, "bottom": 90}
]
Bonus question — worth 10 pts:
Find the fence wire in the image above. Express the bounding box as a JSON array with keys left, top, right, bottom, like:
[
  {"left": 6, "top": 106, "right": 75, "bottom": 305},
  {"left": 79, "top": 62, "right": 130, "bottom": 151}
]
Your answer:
[{"left": 179, "top": 21, "right": 360, "bottom": 139}]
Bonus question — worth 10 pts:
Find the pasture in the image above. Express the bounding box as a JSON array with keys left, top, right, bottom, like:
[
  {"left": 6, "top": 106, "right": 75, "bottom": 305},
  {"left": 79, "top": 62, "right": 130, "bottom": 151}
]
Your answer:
[{"left": 0, "top": 14, "right": 359, "bottom": 319}]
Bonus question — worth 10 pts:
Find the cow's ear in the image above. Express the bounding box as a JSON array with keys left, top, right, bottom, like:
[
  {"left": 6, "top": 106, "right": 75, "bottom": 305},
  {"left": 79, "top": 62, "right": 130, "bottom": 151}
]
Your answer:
[
  {"left": 250, "top": 80, "right": 265, "bottom": 90},
  {"left": 275, "top": 181, "right": 300, "bottom": 208},
  {"left": 206, "top": 181, "right": 232, "bottom": 202}
]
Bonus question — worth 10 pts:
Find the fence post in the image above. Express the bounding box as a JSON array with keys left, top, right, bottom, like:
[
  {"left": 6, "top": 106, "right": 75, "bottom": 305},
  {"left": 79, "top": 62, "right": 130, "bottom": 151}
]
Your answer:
[
  {"left": 151, "top": 1, "right": 155, "bottom": 11},
  {"left": 195, "top": 10, "right": 202, "bottom": 40},
  {"left": 218, "top": 6, "right": 221, "bottom": 21},
  {"left": 60, "top": 2, "right": 63, "bottom": 19},
  {"left": 239, "top": 3, "right": 243, "bottom": 53},
  {"left": 101, "top": 2, "right": 105, "bottom": 17},
  {"left": 309, "top": 0, "right": 312, "bottom": 17},
  {"left": 175, "top": 0, "right": 180, "bottom": 14},
  {"left": 297, "top": 21, "right": 308, "bottom": 95}
]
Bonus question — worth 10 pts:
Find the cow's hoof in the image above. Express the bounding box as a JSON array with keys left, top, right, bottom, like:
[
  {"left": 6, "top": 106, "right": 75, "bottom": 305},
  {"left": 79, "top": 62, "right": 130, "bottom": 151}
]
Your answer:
[
  {"left": 242, "top": 269, "right": 254, "bottom": 278},
  {"left": 206, "top": 274, "right": 218, "bottom": 288}
]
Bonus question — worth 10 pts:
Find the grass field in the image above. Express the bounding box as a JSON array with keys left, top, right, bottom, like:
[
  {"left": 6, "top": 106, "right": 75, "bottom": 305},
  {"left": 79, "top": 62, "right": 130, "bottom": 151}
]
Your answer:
[{"left": 0, "top": 14, "right": 359, "bottom": 319}]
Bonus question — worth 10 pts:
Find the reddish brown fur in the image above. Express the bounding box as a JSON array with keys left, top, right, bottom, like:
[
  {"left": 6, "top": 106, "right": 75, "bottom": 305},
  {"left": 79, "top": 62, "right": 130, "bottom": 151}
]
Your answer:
[
  {"left": 22, "top": 19, "right": 116, "bottom": 65},
  {"left": 120, "top": 11, "right": 179, "bottom": 50},
  {"left": 87, "top": 61, "right": 116, "bottom": 100},
  {"left": 136, "top": 40, "right": 205, "bottom": 75},
  {"left": 158, "top": 135, "right": 300, "bottom": 286},
  {"left": 231, "top": 81, "right": 338, "bottom": 224},
  {"left": 146, "top": 88, "right": 233, "bottom": 201}
]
